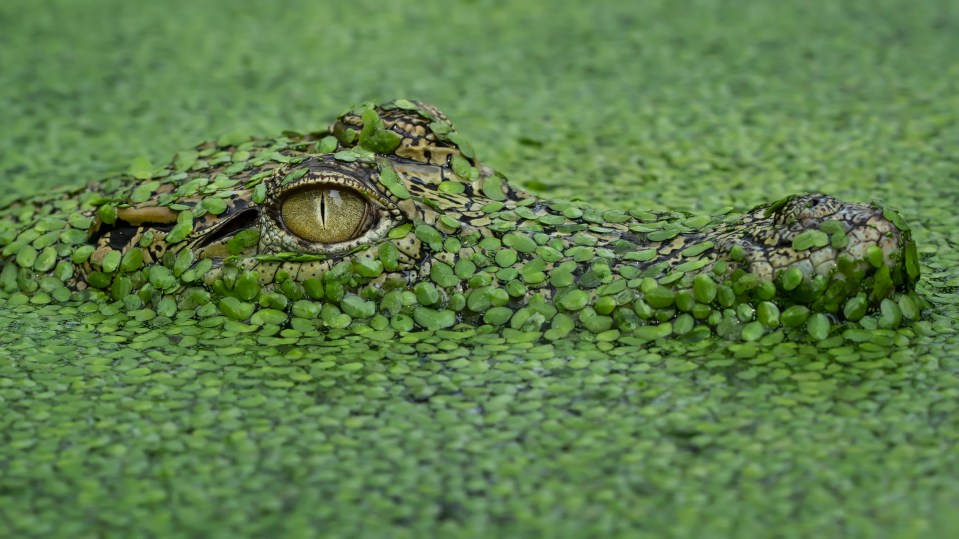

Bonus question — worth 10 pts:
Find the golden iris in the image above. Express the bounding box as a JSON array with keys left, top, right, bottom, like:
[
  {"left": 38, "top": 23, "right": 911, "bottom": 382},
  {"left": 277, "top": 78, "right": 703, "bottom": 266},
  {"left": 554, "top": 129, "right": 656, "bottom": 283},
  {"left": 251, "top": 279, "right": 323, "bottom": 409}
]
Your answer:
[{"left": 280, "top": 187, "right": 370, "bottom": 243}]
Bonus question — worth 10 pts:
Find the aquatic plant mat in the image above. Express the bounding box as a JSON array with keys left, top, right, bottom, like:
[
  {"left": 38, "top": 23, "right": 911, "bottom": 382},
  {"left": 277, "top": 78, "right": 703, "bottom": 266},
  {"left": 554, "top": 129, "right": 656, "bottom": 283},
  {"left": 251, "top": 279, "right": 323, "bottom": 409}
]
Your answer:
[{"left": 2, "top": 1, "right": 958, "bottom": 537}]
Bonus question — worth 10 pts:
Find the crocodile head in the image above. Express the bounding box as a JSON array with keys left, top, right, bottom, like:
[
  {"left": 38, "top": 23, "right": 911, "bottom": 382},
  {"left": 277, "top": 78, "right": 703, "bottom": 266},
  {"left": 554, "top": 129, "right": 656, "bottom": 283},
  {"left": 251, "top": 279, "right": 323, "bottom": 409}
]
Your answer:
[{"left": 0, "top": 100, "right": 920, "bottom": 336}]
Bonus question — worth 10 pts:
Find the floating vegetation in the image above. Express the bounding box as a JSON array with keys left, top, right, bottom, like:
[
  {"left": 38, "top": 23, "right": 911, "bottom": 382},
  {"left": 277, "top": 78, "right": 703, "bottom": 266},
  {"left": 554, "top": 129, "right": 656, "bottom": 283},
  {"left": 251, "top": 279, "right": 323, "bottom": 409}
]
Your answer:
[{"left": 2, "top": 2, "right": 957, "bottom": 535}]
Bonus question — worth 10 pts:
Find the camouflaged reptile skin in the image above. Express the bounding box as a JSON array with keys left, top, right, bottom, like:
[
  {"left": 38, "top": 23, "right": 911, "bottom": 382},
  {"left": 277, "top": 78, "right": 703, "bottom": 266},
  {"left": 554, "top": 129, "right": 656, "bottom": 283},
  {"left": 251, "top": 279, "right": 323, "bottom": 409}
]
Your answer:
[{"left": 0, "top": 100, "right": 921, "bottom": 337}]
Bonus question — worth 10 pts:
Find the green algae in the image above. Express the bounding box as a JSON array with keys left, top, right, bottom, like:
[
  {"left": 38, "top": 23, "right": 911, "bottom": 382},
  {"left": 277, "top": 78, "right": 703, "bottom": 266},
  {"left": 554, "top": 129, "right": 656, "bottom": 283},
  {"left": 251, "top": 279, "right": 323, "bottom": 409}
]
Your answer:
[{"left": 2, "top": 0, "right": 959, "bottom": 538}]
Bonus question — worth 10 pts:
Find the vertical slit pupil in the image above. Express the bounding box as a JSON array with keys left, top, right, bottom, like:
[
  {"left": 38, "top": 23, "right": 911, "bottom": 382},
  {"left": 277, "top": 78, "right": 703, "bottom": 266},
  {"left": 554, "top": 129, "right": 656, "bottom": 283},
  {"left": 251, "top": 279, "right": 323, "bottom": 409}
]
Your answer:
[{"left": 319, "top": 191, "right": 327, "bottom": 227}]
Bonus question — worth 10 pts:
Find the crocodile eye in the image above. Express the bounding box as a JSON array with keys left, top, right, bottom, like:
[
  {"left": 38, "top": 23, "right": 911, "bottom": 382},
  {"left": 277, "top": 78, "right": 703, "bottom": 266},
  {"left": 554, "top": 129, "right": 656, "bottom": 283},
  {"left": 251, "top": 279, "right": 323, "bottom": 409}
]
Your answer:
[{"left": 280, "top": 187, "right": 371, "bottom": 243}]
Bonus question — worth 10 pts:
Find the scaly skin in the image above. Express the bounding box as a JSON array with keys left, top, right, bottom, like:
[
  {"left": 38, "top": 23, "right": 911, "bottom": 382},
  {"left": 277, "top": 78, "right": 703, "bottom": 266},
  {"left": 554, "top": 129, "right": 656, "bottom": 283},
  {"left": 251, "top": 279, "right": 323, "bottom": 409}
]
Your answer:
[{"left": 0, "top": 100, "right": 920, "bottom": 338}]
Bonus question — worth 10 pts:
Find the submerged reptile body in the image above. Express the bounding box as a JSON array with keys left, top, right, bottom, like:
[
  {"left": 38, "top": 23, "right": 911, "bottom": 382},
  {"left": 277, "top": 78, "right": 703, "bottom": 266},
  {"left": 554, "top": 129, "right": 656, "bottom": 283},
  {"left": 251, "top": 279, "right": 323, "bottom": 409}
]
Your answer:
[{"left": 0, "top": 101, "right": 920, "bottom": 338}]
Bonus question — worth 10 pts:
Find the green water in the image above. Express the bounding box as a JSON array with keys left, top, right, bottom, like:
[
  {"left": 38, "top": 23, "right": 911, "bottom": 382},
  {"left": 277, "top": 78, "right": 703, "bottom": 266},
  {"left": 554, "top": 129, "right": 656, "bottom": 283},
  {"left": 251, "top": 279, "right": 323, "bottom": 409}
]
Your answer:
[{"left": 2, "top": 1, "right": 958, "bottom": 537}]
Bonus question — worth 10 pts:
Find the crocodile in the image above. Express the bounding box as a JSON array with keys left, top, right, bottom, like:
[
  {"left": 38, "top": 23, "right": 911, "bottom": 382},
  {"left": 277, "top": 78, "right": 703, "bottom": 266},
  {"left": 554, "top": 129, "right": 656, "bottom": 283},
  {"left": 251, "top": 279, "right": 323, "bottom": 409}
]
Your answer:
[{"left": 0, "top": 100, "right": 921, "bottom": 339}]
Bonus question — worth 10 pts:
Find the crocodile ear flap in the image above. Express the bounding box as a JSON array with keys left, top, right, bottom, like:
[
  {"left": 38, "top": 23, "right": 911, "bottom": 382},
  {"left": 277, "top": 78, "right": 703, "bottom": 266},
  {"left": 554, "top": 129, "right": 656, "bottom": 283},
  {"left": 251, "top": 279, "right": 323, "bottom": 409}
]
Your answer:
[
  {"left": 87, "top": 205, "right": 179, "bottom": 247},
  {"left": 86, "top": 205, "right": 181, "bottom": 255},
  {"left": 114, "top": 206, "right": 179, "bottom": 225}
]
